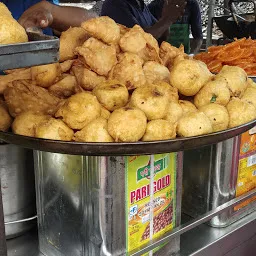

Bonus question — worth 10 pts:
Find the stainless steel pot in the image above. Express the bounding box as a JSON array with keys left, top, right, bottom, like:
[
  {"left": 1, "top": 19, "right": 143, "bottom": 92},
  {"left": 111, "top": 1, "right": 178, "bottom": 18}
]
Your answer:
[{"left": 0, "top": 143, "right": 36, "bottom": 239}]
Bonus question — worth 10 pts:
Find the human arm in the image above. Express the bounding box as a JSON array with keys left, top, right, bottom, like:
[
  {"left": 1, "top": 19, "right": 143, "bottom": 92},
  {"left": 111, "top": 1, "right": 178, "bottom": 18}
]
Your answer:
[
  {"left": 144, "top": 0, "right": 187, "bottom": 39},
  {"left": 189, "top": 0, "right": 203, "bottom": 54},
  {"left": 18, "top": 1, "right": 97, "bottom": 33}
]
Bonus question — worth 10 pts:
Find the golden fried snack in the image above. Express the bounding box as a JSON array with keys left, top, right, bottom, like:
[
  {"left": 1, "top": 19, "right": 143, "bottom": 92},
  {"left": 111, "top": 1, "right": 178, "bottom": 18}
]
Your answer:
[
  {"left": 49, "top": 75, "right": 77, "bottom": 98},
  {"left": 118, "top": 24, "right": 129, "bottom": 36},
  {"left": 59, "top": 27, "right": 89, "bottom": 62},
  {"left": 119, "top": 25, "right": 160, "bottom": 63},
  {"left": 247, "top": 78, "right": 256, "bottom": 89},
  {"left": 0, "top": 68, "right": 31, "bottom": 94},
  {"left": 199, "top": 104, "right": 229, "bottom": 132},
  {"left": 4, "top": 80, "right": 61, "bottom": 117},
  {"left": 81, "top": 16, "right": 120, "bottom": 44},
  {"left": 72, "top": 66, "right": 106, "bottom": 90},
  {"left": 0, "top": 3, "right": 12, "bottom": 17},
  {"left": 164, "top": 101, "right": 183, "bottom": 124},
  {"left": 107, "top": 107, "right": 147, "bottom": 142},
  {"left": 160, "top": 42, "right": 186, "bottom": 67},
  {"left": 177, "top": 112, "right": 213, "bottom": 137},
  {"left": 0, "top": 101, "right": 12, "bottom": 131},
  {"left": 143, "top": 61, "right": 170, "bottom": 84},
  {"left": 119, "top": 25, "right": 147, "bottom": 53},
  {"left": 76, "top": 38, "right": 117, "bottom": 76},
  {"left": 60, "top": 60, "right": 75, "bottom": 73},
  {"left": 31, "top": 63, "right": 61, "bottom": 88},
  {"left": 110, "top": 53, "right": 146, "bottom": 89},
  {"left": 35, "top": 118, "right": 74, "bottom": 141},
  {"left": 227, "top": 98, "right": 256, "bottom": 128},
  {"left": 216, "top": 65, "right": 247, "bottom": 97},
  {"left": 12, "top": 111, "right": 50, "bottom": 137},
  {"left": 154, "top": 81, "right": 179, "bottom": 102},
  {"left": 100, "top": 106, "right": 111, "bottom": 120},
  {"left": 73, "top": 117, "right": 114, "bottom": 142},
  {"left": 55, "top": 92, "right": 101, "bottom": 130},
  {"left": 170, "top": 59, "right": 213, "bottom": 96},
  {"left": 194, "top": 77, "right": 231, "bottom": 108},
  {"left": 179, "top": 100, "right": 197, "bottom": 115},
  {"left": 93, "top": 80, "right": 129, "bottom": 111},
  {"left": 131, "top": 85, "right": 169, "bottom": 120},
  {"left": 0, "top": 3, "right": 28, "bottom": 44},
  {"left": 241, "top": 87, "right": 256, "bottom": 108},
  {"left": 142, "top": 120, "right": 176, "bottom": 141}
]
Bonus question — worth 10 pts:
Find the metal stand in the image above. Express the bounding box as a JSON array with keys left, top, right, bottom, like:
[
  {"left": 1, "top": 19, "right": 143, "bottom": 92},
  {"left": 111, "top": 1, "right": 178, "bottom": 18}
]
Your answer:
[{"left": 0, "top": 181, "right": 7, "bottom": 256}]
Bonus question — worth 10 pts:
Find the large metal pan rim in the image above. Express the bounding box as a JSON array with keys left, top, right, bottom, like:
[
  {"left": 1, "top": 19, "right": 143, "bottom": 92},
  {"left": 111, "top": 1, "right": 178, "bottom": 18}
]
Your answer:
[{"left": 0, "top": 120, "right": 255, "bottom": 156}]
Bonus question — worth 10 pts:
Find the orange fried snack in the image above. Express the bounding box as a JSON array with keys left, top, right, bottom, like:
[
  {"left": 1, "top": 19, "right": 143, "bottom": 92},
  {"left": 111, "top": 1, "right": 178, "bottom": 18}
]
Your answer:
[{"left": 195, "top": 38, "right": 256, "bottom": 75}]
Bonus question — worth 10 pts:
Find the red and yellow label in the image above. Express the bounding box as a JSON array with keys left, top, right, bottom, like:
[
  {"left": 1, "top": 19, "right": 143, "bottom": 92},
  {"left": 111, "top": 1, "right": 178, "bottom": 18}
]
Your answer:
[{"left": 235, "top": 128, "right": 256, "bottom": 211}]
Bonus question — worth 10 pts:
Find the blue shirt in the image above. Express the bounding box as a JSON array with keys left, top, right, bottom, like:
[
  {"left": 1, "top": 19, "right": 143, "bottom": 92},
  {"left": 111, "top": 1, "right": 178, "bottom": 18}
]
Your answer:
[
  {"left": 1, "top": 0, "right": 59, "bottom": 35},
  {"left": 101, "top": 0, "right": 157, "bottom": 28},
  {"left": 148, "top": 0, "right": 203, "bottom": 39}
]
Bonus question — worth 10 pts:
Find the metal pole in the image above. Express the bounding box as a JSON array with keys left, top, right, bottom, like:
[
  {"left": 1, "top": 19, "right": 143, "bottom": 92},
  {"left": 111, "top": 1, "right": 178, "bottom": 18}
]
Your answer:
[
  {"left": 0, "top": 180, "right": 7, "bottom": 256},
  {"left": 206, "top": 0, "right": 216, "bottom": 48}
]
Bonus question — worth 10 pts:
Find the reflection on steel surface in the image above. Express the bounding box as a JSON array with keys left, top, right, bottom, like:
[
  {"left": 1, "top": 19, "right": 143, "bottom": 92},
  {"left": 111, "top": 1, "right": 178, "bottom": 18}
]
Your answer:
[
  {"left": 183, "top": 136, "right": 256, "bottom": 227},
  {"left": 33, "top": 152, "right": 183, "bottom": 256}
]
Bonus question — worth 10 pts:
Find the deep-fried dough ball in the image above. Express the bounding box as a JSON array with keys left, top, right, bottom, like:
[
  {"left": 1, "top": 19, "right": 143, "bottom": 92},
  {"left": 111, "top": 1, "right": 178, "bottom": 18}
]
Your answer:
[
  {"left": 81, "top": 16, "right": 120, "bottom": 44},
  {"left": 131, "top": 85, "right": 169, "bottom": 120},
  {"left": 107, "top": 107, "right": 147, "bottom": 142},
  {"left": 241, "top": 87, "right": 256, "bottom": 109},
  {"left": 164, "top": 101, "right": 183, "bottom": 124},
  {"left": 49, "top": 75, "right": 77, "bottom": 98},
  {"left": 142, "top": 120, "right": 176, "bottom": 141},
  {"left": 170, "top": 59, "right": 213, "bottom": 96},
  {"left": 0, "top": 3, "right": 28, "bottom": 44},
  {"left": 76, "top": 38, "right": 117, "bottom": 76},
  {"left": 179, "top": 100, "right": 197, "bottom": 115},
  {"left": 194, "top": 77, "right": 231, "bottom": 108},
  {"left": 4, "top": 80, "right": 61, "bottom": 117},
  {"left": 216, "top": 65, "right": 247, "bottom": 97},
  {"left": 247, "top": 78, "right": 256, "bottom": 89},
  {"left": 59, "top": 27, "right": 89, "bottom": 62},
  {"left": 73, "top": 117, "right": 114, "bottom": 142},
  {"left": 227, "top": 98, "right": 256, "bottom": 128},
  {"left": 0, "top": 101, "right": 12, "bottom": 132},
  {"left": 12, "top": 111, "right": 50, "bottom": 137},
  {"left": 35, "top": 118, "right": 74, "bottom": 141},
  {"left": 72, "top": 66, "right": 106, "bottom": 91},
  {"left": 119, "top": 25, "right": 160, "bottom": 62},
  {"left": 143, "top": 61, "right": 170, "bottom": 84},
  {"left": 119, "top": 25, "right": 147, "bottom": 53},
  {"left": 31, "top": 63, "right": 61, "bottom": 88},
  {"left": 199, "top": 104, "right": 229, "bottom": 132},
  {"left": 154, "top": 81, "right": 179, "bottom": 102},
  {"left": 100, "top": 106, "right": 111, "bottom": 120},
  {"left": 93, "top": 80, "right": 129, "bottom": 111},
  {"left": 159, "top": 41, "right": 186, "bottom": 67},
  {"left": 177, "top": 112, "right": 213, "bottom": 137},
  {"left": 0, "top": 3, "right": 12, "bottom": 17},
  {"left": 55, "top": 92, "right": 101, "bottom": 130},
  {"left": 110, "top": 53, "right": 146, "bottom": 90}
]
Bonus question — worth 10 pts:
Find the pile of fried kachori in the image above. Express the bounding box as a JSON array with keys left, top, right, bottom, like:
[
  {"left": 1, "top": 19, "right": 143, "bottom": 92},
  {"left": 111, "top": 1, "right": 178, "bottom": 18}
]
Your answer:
[{"left": 0, "top": 16, "right": 256, "bottom": 142}]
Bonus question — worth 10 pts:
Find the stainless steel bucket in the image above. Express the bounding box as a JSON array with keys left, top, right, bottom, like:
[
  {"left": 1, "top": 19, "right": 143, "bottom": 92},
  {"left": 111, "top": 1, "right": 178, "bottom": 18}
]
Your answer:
[
  {"left": 34, "top": 152, "right": 183, "bottom": 256},
  {"left": 0, "top": 143, "right": 36, "bottom": 239},
  {"left": 182, "top": 134, "right": 256, "bottom": 227}
]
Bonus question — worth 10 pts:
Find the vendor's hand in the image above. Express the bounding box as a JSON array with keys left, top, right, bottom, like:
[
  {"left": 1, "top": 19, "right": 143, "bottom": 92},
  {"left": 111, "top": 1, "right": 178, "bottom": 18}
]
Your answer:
[
  {"left": 18, "top": 1, "right": 54, "bottom": 32},
  {"left": 162, "top": 0, "right": 187, "bottom": 23}
]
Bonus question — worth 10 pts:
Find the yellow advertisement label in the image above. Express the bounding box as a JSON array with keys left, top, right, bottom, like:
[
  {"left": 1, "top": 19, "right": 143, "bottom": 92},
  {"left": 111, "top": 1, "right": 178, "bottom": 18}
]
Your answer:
[
  {"left": 235, "top": 156, "right": 256, "bottom": 211},
  {"left": 235, "top": 129, "right": 256, "bottom": 211},
  {"left": 125, "top": 153, "right": 177, "bottom": 254}
]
